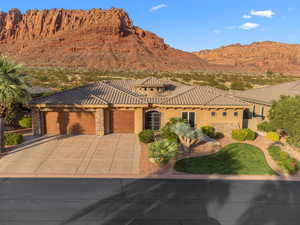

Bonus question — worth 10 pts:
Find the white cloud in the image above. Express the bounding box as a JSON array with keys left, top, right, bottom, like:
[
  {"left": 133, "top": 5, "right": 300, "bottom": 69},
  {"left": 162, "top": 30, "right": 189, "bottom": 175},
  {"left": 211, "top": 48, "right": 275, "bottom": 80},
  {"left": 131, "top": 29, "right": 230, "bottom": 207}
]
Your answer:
[
  {"left": 250, "top": 10, "right": 275, "bottom": 18},
  {"left": 243, "top": 14, "right": 252, "bottom": 19},
  {"left": 213, "top": 29, "right": 222, "bottom": 34},
  {"left": 150, "top": 4, "right": 168, "bottom": 12},
  {"left": 240, "top": 22, "right": 260, "bottom": 30}
]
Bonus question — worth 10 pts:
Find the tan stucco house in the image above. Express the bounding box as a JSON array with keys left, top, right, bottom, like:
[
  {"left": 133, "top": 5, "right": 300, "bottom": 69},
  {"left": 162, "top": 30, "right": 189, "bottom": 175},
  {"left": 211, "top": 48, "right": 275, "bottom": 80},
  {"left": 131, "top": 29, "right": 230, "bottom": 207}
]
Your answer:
[
  {"left": 234, "top": 80, "right": 300, "bottom": 130},
  {"left": 30, "top": 77, "right": 250, "bottom": 136}
]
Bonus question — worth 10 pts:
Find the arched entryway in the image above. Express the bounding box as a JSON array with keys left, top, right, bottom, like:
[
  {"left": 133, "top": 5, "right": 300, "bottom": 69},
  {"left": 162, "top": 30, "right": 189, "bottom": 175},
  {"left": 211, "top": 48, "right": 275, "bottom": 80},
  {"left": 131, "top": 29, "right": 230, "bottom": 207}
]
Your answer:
[{"left": 144, "top": 111, "right": 161, "bottom": 131}]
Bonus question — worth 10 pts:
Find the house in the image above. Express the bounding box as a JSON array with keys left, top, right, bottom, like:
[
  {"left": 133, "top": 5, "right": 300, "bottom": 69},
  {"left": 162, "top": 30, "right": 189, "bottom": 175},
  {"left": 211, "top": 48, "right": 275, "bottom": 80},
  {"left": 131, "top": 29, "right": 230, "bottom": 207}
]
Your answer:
[
  {"left": 30, "top": 77, "right": 249, "bottom": 136},
  {"left": 234, "top": 80, "right": 300, "bottom": 130}
]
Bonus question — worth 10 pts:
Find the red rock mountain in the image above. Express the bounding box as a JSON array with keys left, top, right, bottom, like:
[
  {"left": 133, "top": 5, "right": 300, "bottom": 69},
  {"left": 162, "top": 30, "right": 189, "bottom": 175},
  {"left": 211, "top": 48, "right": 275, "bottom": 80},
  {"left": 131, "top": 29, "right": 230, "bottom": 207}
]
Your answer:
[
  {"left": 0, "top": 8, "right": 219, "bottom": 71},
  {"left": 195, "top": 42, "right": 300, "bottom": 75}
]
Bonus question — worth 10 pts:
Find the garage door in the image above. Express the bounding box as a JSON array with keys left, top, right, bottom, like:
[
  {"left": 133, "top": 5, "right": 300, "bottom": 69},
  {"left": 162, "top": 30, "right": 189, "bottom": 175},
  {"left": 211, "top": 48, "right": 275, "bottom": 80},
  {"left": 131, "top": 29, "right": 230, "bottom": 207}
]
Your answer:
[
  {"left": 111, "top": 110, "right": 135, "bottom": 133},
  {"left": 44, "top": 112, "right": 96, "bottom": 135}
]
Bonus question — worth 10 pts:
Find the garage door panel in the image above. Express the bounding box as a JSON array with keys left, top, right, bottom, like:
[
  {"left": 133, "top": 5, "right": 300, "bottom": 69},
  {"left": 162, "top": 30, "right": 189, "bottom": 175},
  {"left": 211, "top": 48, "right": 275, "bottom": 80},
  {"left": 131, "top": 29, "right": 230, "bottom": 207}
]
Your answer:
[
  {"left": 111, "top": 110, "right": 135, "bottom": 133},
  {"left": 45, "top": 112, "right": 95, "bottom": 135}
]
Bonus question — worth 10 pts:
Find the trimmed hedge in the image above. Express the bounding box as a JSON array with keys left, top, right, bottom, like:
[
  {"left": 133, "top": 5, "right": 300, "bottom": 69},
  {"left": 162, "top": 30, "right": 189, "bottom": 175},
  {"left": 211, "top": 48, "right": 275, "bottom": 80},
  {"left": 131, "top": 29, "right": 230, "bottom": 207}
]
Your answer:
[
  {"left": 18, "top": 117, "right": 32, "bottom": 128},
  {"left": 245, "top": 128, "right": 257, "bottom": 141},
  {"left": 4, "top": 133, "right": 24, "bottom": 146},
  {"left": 268, "top": 145, "right": 300, "bottom": 174},
  {"left": 201, "top": 126, "right": 215, "bottom": 138},
  {"left": 266, "top": 132, "right": 280, "bottom": 142},
  {"left": 138, "top": 130, "right": 155, "bottom": 143},
  {"left": 232, "top": 128, "right": 256, "bottom": 141}
]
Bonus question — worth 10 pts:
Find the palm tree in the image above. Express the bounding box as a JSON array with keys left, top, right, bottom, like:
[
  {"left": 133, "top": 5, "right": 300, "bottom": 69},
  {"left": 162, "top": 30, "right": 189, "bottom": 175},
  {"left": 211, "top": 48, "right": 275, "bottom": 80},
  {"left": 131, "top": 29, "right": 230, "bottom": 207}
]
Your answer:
[{"left": 0, "top": 57, "right": 30, "bottom": 153}]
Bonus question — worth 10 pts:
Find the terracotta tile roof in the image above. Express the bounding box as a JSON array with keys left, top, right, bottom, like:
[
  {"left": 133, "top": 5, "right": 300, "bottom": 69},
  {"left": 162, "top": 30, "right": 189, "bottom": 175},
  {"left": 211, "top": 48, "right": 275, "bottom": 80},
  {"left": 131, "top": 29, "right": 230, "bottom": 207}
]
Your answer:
[
  {"left": 234, "top": 80, "right": 300, "bottom": 105},
  {"left": 134, "top": 76, "right": 166, "bottom": 87},
  {"left": 161, "top": 86, "right": 249, "bottom": 106},
  {"left": 31, "top": 77, "right": 248, "bottom": 107}
]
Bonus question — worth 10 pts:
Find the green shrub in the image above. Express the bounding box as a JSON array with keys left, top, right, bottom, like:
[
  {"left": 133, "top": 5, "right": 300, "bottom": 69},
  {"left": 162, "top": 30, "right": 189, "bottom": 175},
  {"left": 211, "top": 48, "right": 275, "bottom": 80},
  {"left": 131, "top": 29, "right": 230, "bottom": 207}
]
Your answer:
[
  {"left": 149, "top": 139, "right": 179, "bottom": 165},
  {"left": 18, "top": 117, "right": 32, "bottom": 128},
  {"left": 215, "top": 132, "right": 224, "bottom": 140},
  {"left": 232, "top": 128, "right": 256, "bottom": 141},
  {"left": 267, "top": 132, "right": 280, "bottom": 142},
  {"left": 4, "top": 133, "right": 23, "bottom": 146},
  {"left": 257, "top": 121, "right": 276, "bottom": 132},
  {"left": 138, "top": 130, "right": 155, "bottom": 143},
  {"left": 160, "top": 118, "right": 186, "bottom": 141},
  {"left": 244, "top": 128, "right": 257, "bottom": 141},
  {"left": 268, "top": 145, "right": 300, "bottom": 174},
  {"left": 201, "top": 126, "right": 215, "bottom": 138},
  {"left": 232, "top": 129, "right": 248, "bottom": 141}
]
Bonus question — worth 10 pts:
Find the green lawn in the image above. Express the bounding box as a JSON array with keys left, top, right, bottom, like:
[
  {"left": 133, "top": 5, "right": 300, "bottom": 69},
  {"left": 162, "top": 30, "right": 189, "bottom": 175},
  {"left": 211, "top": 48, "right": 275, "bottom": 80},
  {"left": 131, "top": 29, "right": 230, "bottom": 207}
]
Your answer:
[{"left": 175, "top": 143, "right": 275, "bottom": 175}]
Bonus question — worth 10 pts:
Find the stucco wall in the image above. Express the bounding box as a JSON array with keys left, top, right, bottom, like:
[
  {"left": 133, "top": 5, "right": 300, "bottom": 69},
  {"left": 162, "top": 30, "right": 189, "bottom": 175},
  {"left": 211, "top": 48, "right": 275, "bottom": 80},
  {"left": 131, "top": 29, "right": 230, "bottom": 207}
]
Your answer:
[{"left": 151, "top": 107, "right": 244, "bottom": 134}]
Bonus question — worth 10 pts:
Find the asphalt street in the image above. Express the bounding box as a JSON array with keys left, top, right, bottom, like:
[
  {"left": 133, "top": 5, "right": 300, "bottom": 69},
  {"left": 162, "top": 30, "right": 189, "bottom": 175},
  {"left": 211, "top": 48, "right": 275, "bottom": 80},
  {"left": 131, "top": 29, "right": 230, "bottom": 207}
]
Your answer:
[{"left": 1, "top": 178, "right": 300, "bottom": 225}]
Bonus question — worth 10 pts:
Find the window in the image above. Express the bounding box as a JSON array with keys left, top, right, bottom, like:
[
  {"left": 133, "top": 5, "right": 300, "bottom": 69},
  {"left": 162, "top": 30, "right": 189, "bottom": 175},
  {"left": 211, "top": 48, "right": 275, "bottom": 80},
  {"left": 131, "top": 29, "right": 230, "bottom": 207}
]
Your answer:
[
  {"left": 182, "top": 112, "right": 196, "bottom": 128},
  {"left": 211, "top": 112, "right": 216, "bottom": 117},
  {"left": 222, "top": 112, "right": 227, "bottom": 117},
  {"left": 234, "top": 112, "right": 238, "bottom": 117}
]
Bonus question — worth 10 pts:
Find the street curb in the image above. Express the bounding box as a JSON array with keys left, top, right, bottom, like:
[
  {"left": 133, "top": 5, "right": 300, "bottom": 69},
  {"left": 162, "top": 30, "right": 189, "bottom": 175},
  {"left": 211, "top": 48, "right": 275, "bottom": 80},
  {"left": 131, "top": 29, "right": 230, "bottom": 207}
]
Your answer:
[{"left": 1, "top": 173, "right": 300, "bottom": 181}]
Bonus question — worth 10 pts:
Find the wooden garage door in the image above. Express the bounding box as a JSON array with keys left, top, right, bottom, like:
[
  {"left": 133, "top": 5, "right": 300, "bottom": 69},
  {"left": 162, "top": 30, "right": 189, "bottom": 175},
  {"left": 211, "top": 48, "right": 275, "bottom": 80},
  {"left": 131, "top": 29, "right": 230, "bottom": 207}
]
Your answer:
[
  {"left": 44, "top": 112, "right": 96, "bottom": 135},
  {"left": 111, "top": 110, "right": 135, "bottom": 133}
]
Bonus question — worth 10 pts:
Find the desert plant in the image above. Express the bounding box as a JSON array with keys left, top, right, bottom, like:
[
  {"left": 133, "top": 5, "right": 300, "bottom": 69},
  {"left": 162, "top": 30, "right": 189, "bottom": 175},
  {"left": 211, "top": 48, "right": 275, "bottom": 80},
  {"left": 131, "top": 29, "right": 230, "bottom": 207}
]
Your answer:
[
  {"left": 138, "top": 130, "right": 155, "bottom": 143},
  {"left": 149, "top": 139, "right": 179, "bottom": 165},
  {"left": 266, "top": 132, "right": 280, "bottom": 142},
  {"left": 4, "top": 133, "right": 23, "bottom": 146},
  {"left": 18, "top": 116, "right": 32, "bottom": 128},
  {"left": 160, "top": 117, "right": 186, "bottom": 142},
  {"left": 201, "top": 126, "right": 215, "bottom": 138},
  {"left": 0, "top": 57, "right": 30, "bottom": 152},
  {"left": 171, "top": 122, "right": 205, "bottom": 152}
]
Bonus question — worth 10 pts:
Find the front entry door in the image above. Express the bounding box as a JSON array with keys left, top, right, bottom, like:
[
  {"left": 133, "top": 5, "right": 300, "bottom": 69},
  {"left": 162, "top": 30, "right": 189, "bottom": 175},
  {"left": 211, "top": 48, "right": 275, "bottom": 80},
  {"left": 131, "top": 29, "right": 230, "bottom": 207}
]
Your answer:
[{"left": 145, "top": 111, "right": 161, "bottom": 131}]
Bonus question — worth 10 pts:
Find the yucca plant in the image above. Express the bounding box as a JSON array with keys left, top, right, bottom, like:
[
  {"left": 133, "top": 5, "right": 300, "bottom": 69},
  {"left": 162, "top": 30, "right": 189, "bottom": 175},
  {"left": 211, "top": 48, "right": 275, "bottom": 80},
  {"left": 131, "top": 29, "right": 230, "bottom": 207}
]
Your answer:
[
  {"left": 149, "top": 139, "right": 179, "bottom": 166},
  {"left": 171, "top": 122, "right": 205, "bottom": 152}
]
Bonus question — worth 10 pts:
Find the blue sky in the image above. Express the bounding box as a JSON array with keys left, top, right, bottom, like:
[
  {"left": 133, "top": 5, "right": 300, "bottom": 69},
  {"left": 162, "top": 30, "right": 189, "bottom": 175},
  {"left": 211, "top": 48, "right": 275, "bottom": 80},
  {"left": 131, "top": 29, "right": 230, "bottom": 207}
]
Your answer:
[{"left": 1, "top": 0, "right": 300, "bottom": 52}]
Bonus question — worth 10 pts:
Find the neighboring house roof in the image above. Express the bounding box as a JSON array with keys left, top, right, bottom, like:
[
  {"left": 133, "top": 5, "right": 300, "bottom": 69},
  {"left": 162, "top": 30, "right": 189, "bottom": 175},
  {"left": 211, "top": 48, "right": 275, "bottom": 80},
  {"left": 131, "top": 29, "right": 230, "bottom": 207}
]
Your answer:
[
  {"left": 234, "top": 80, "right": 300, "bottom": 105},
  {"left": 27, "top": 86, "right": 52, "bottom": 95},
  {"left": 31, "top": 77, "right": 249, "bottom": 107}
]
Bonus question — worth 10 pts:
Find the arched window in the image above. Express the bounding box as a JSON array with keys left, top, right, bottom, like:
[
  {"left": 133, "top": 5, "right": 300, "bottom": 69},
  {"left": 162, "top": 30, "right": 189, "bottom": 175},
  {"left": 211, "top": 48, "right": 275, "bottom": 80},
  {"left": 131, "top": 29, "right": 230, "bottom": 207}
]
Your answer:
[{"left": 145, "top": 111, "right": 161, "bottom": 131}]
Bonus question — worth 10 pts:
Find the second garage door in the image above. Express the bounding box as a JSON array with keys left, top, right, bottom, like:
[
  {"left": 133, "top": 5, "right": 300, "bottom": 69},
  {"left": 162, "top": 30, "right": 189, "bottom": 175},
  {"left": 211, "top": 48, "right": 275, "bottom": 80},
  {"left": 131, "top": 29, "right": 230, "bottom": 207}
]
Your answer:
[
  {"left": 44, "top": 111, "right": 96, "bottom": 135},
  {"left": 111, "top": 110, "right": 135, "bottom": 133}
]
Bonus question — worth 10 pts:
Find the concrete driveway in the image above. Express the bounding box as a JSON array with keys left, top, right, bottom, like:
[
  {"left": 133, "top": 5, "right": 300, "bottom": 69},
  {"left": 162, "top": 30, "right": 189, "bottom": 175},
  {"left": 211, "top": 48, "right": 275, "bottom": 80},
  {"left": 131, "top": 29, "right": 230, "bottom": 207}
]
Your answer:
[{"left": 0, "top": 134, "right": 140, "bottom": 175}]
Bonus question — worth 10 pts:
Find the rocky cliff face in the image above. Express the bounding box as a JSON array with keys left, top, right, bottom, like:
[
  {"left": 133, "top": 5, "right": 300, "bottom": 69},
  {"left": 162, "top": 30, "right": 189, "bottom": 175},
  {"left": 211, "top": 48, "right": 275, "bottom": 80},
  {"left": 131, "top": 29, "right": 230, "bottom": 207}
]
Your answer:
[
  {"left": 195, "top": 41, "right": 300, "bottom": 75},
  {"left": 0, "top": 8, "right": 217, "bottom": 71}
]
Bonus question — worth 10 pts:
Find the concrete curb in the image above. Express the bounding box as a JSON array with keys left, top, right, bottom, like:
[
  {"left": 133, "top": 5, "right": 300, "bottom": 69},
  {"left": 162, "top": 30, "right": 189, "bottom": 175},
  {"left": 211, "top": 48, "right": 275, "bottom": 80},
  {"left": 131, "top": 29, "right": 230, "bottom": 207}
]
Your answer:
[{"left": 1, "top": 173, "right": 300, "bottom": 181}]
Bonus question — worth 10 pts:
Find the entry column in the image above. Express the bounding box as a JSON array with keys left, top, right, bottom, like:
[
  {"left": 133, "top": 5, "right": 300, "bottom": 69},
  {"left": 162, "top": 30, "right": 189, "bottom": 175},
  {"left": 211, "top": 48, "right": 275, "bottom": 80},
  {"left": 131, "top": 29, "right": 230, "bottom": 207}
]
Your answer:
[{"left": 95, "top": 108, "right": 105, "bottom": 136}]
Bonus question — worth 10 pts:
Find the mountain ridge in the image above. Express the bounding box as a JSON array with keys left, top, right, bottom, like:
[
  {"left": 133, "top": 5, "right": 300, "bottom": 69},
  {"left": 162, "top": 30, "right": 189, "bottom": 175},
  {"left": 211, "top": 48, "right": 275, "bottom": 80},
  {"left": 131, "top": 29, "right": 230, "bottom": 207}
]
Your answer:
[
  {"left": 0, "top": 8, "right": 224, "bottom": 72},
  {"left": 194, "top": 41, "right": 300, "bottom": 75}
]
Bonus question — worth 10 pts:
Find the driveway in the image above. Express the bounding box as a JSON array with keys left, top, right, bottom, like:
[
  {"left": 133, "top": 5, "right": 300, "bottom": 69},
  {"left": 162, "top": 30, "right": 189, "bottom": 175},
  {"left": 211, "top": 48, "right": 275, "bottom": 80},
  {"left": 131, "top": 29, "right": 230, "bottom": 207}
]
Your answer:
[
  {"left": 0, "top": 134, "right": 140, "bottom": 175},
  {"left": 1, "top": 178, "right": 300, "bottom": 225}
]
